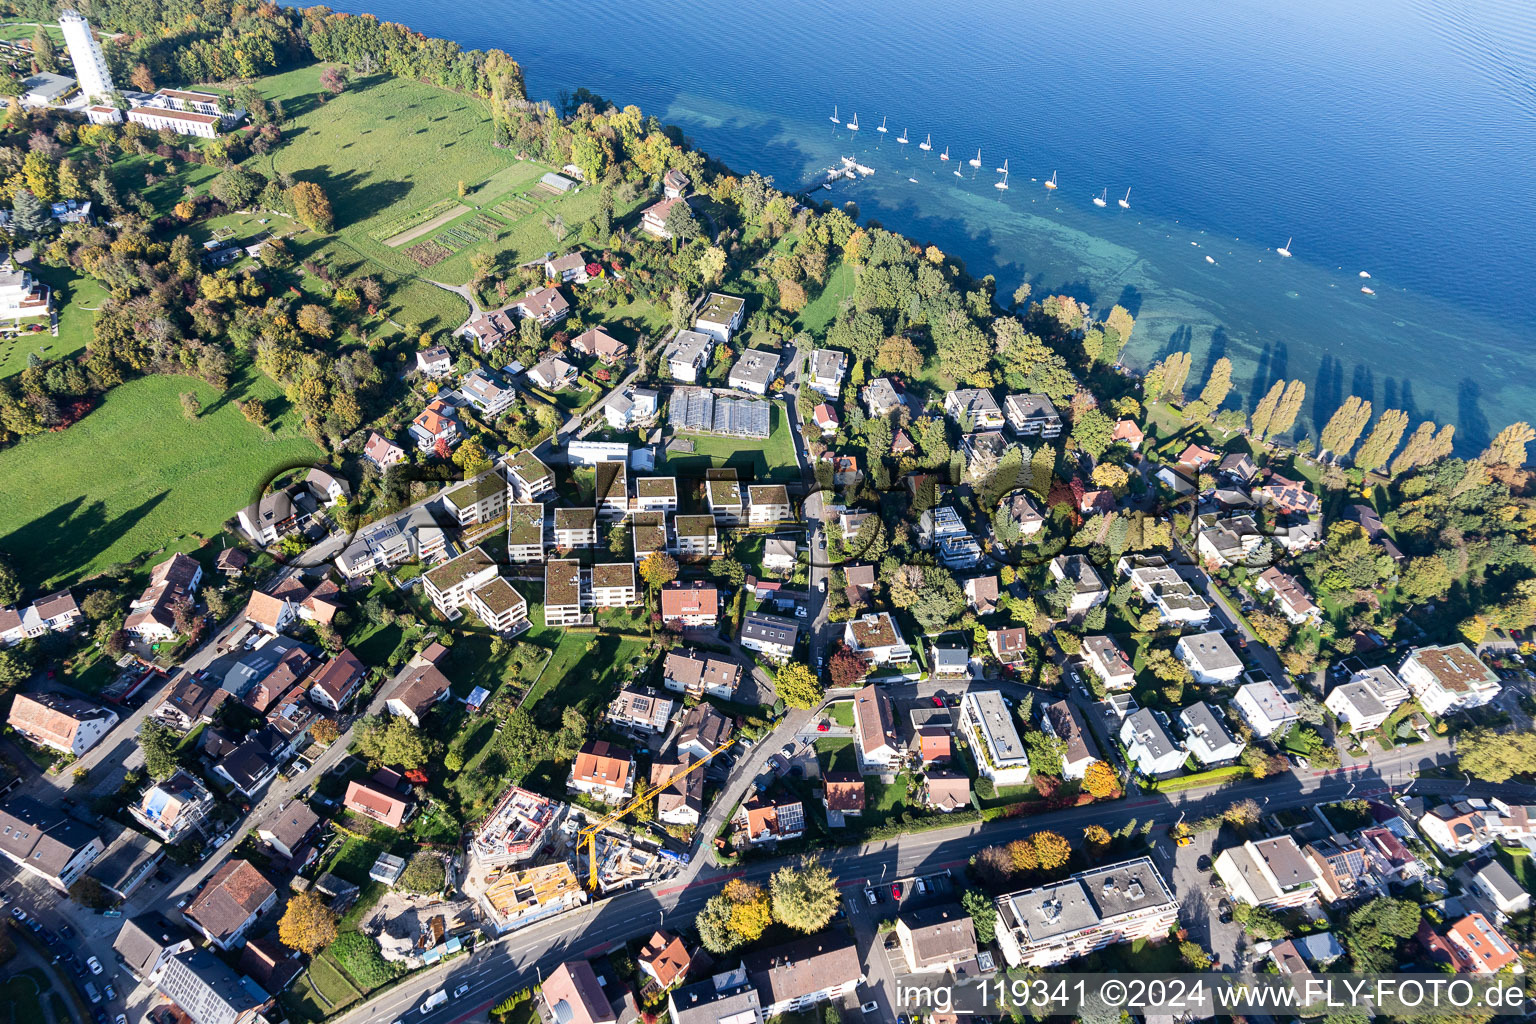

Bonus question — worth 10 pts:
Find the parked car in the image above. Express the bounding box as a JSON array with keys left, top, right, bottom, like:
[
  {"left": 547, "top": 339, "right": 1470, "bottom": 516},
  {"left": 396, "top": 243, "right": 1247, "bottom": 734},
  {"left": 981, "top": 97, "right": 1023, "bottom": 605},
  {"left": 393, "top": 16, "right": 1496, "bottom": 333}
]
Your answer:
[
  {"left": 817, "top": 722, "right": 830, "bottom": 732},
  {"left": 891, "top": 883, "right": 901, "bottom": 900},
  {"left": 87, "top": 957, "right": 103, "bottom": 975},
  {"left": 862, "top": 1002, "right": 880, "bottom": 1015},
  {"left": 865, "top": 889, "right": 877, "bottom": 905},
  {"left": 60, "top": 924, "right": 76, "bottom": 940},
  {"left": 1197, "top": 855, "right": 1212, "bottom": 871},
  {"left": 104, "top": 983, "right": 117, "bottom": 1000}
]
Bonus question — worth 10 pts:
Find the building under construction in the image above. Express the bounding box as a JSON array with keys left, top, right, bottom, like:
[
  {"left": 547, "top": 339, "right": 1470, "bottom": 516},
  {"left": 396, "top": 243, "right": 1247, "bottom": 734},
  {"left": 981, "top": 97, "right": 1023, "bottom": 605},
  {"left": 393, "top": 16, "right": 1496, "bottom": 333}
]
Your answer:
[
  {"left": 591, "top": 829, "right": 662, "bottom": 894},
  {"left": 468, "top": 860, "right": 587, "bottom": 935},
  {"left": 469, "top": 785, "right": 566, "bottom": 867}
]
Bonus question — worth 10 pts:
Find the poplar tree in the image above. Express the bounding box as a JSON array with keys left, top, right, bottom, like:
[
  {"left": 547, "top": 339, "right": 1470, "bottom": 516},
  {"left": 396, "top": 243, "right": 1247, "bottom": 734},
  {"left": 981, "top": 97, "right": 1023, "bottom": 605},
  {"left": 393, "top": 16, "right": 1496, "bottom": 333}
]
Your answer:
[
  {"left": 1391, "top": 421, "right": 1454, "bottom": 476},
  {"left": 1353, "top": 409, "right": 1408, "bottom": 474},
  {"left": 1161, "top": 351, "right": 1192, "bottom": 403},
  {"left": 1250, "top": 380, "right": 1284, "bottom": 440},
  {"left": 1482, "top": 422, "right": 1536, "bottom": 467},
  {"left": 1319, "top": 396, "right": 1372, "bottom": 459},
  {"left": 1268, "top": 379, "right": 1307, "bottom": 439},
  {"left": 1198, "top": 357, "right": 1232, "bottom": 412}
]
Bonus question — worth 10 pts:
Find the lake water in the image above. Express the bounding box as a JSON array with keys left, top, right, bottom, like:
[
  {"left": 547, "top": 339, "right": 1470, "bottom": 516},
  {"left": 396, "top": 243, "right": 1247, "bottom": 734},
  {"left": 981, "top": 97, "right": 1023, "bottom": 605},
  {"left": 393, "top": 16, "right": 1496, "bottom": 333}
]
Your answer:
[{"left": 331, "top": 0, "right": 1536, "bottom": 451}]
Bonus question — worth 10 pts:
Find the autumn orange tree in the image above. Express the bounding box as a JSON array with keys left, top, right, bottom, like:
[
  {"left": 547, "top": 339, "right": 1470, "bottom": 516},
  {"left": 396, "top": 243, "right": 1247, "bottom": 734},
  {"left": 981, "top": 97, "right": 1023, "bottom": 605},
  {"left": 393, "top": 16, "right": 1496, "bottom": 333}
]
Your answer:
[
  {"left": 1031, "top": 830, "right": 1072, "bottom": 872},
  {"left": 1083, "top": 825, "right": 1111, "bottom": 856},
  {"left": 278, "top": 891, "right": 337, "bottom": 954},
  {"left": 723, "top": 879, "right": 771, "bottom": 941},
  {"left": 310, "top": 718, "right": 340, "bottom": 746},
  {"left": 1083, "top": 760, "right": 1119, "bottom": 798},
  {"left": 289, "top": 181, "right": 334, "bottom": 232}
]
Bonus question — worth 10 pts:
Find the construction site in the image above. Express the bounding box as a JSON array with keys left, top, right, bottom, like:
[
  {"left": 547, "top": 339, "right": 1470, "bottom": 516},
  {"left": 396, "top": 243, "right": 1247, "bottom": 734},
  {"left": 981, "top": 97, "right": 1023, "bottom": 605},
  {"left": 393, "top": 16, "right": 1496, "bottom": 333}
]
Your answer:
[
  {"left": 466, "top": 860, "right": 589, "bottom": 935},
  {"left": 468, "top": 785, "right": 566, "bottom": 867}
]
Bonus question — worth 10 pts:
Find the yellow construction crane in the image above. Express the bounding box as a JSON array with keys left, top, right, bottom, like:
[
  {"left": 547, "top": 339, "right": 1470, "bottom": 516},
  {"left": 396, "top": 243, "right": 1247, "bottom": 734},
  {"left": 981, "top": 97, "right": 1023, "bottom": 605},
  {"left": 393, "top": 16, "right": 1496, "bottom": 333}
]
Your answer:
[{"left": 578, "top": 736, "right": 735, "bottom": 891}]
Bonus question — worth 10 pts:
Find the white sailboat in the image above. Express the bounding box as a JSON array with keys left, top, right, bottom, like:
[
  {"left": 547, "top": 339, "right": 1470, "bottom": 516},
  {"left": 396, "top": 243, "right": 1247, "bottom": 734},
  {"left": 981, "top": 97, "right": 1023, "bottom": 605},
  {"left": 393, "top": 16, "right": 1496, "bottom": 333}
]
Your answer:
[
  {"left": 1093, "top": 188, "right": 1107, "bottom": 208},
  {"left": 848, "top": 112, "right": 860, "bottom": 131},
  {"left": 969, "top": 149, "right": 981, "bottom": 168},
  {"left": 1118, "top": 187, "right": 1131, "bottom": 209},
  {"left": 939, "top": 146, "right": 950, "bottom": 161},
  {"left": 1044, "top": 170, "right": 1058, "bottom": 190},
  {"left": 1277, "top": 237, "right": 1293, "bottom": 257},
  {"left": 876, "top": 116, "right": 888, "bottom": 134},
  {"left": 897, "top": 128, "right": 909, "bottom": 144},
  {"left": 1361, "top": 286, "right": 1375, "bottom": 294},
  {"left": 995, "top": 168, "right": 1009, "bottom": 190},
  {"left": 919, "top": 133, "right": 932, "bottom": 151},
  {"left": 829, "top": 105, "right": 840, "bottom": 125},
  {"left": 1358, "top": 270, "right": 1371, "bottom": 279}
]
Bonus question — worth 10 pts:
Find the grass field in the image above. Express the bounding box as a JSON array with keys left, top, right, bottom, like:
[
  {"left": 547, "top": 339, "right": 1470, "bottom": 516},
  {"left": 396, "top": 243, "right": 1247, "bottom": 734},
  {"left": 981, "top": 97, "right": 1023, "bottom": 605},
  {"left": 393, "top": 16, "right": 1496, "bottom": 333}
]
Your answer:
[
  {"left": 245, "top": 67, "right": 634, "bottom": 293},
  {"left": 523, "top": 632, "right": 650, "bottom": 723},
  {"left": 664, "top": 403, "right": 801, "bottom": 482},
  {"left": 0, "top": 372, "right": 321, "bottom": 587},
  {"left": 0, "top": 265, "right": 105, "bottom": 380},
  {"left": 796, "top": 259, "right": 855, "bottom": 336}
]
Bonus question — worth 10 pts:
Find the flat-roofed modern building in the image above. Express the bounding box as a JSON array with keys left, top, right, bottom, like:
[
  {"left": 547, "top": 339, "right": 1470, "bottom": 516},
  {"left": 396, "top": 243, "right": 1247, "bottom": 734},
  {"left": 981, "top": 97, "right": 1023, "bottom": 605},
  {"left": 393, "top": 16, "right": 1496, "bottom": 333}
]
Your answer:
[
  {"left": 959, "top": 690, "right": 1030, "bottom": 786},
  {"left": 995, "top": 857, "right": 1179, "bottom": 967}
]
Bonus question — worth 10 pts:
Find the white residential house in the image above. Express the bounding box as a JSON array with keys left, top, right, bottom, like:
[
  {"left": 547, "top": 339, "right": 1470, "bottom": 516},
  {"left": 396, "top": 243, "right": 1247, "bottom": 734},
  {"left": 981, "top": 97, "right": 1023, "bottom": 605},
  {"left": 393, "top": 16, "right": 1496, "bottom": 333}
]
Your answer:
[
  {"left": 1049, "top": 554, "right": 1109, "bottom": 616},
  {"left": 1116, "top": 555, "right": 1211, "bottom": 625},
  {"left": 706, "top": 473, "right": 743, "bottom": 521},
  {"left": 1233, "top": 680, "right": 1300, "bottom": 738},
  {"left": 844, "top": 612, "right": 914, "bottom": 666},
  {"left": 443, "top": 468, "right": 509, "bottom": 526},
  {"left": 1175, "top": 630, "right": 1244, "bottom": 684},
  {"left": 554, "top": 507, "right": 599, "bottom": 550},
  {"left": 1398, "top": 643, "right": 1501, "bottom": 717},
  {"left": 1215, "top": 837, "right": 1320, "bottom": 910},
  {"left": 506, "top": 449, "right": 555, "bottom": 502},
  {"left": 1119, "top": 709, "right": 1186, "bottom": 776},
  {"left": 363, "top": 432, "right": 406, "bottom": 471},
  {"left": 634, "top": 476, "right": 679, "bottom": 512},
  {"left": 762, "top": 537, "right": 798, "bottom": 575},
  {"left": 1256, "top": 566, "right": 1322, "bottom": 626},
  {"left": 423, "top": 546, "right": 500, "bottom": 619},
  {"left": 1178, "top": 702, "right": 1245, "bottom": 765},
  {"left": 959, "top": 690, "right": 1030, "bottom": 786},
  {"left": 506, "top": 503, "right": 547, "bottom": 564},
  {"left": 1326, "top": 666, "right": 1410, "bottom": 733},
  {"left": 694, "top": 293, "right": 746, "bottom": 344},
  {"left": 807, "top": 348, "right": 848, "bottom": 398},
  {"left": 943, "top": 388, "right": 1005, "bottom": 430},
  {"left": 1002, "top": 393, "right": 1062, "bottom": 438},
  {"left": 527, "top": 355, "right": 577, "bottom": 392},
  {"left": 409, "top": 399, "right": 460, "bottom": 452},
  {"left": 666, "top": 330, "right": 713, "bottom": 382},
  {"left": 602, "top": 387, "right": 658, "bottom": 429},
  {"left": 416, "top": 345, "right": 452, "bottom": 377},
  {"left": 544, "top": 251, "right": 589, "bottom": 284},
  {"left": 7, "top": 693, "right": 119, "bottom": 757},
  {"left": 589, "top": 563, "right": 639, "bottom": 609},
  {"left": 748, "top": 484, "right": 791, "bottom": 525},
  {"left": 740, "top": 611, "right": 798, "bottom": 661},
  {"left": 853, "top": 684, "right": 902, "bottom": 771},
  {"left": 460, "top": 368, "right": 517, "bottom": 418},
  {"left": 1081, "top": 635, "right": 1135, "bottom": 691},
  {"left": 674, "top": 515, "right": 719, "bottom": 559},
  {"left": 728, "top": 349, "right": 778, "bottom": 396},
  {"left": 631, "top": 511, "right": 669, "bottom": 563},
  {"left": 863, "top": 377, "right": 902, "bottom": 418},
  {"left": 1472, "top": 862, "right": 1531, "bottom": 919}
]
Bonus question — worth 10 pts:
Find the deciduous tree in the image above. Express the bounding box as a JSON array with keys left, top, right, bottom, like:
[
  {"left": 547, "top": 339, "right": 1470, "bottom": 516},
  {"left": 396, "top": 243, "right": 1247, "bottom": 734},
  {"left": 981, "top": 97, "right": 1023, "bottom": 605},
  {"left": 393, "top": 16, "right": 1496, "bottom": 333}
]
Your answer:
[
  {"left": 279, "top": 892, "right": 338, "bottom": 954},
  {"left": 1198, "top": 357, "right": 1232, "bottom": 412},
  {"left": 1320, "top": 396, "right": 1373, "bottom": 460},
  {"left": 776, "top": 661, "right": 825, "bottom": 709},
  {"left": 770, "top": 856, "right": 841, "bottom": 932},
  {"left": 289, "top": 181, "right": 335, "bottom": 232},
  {"left": 353, "top": 715, "right": 428, "bottom": 770},
  {"left": 638, "top": 551, "right": 679, "bottom": 589}
]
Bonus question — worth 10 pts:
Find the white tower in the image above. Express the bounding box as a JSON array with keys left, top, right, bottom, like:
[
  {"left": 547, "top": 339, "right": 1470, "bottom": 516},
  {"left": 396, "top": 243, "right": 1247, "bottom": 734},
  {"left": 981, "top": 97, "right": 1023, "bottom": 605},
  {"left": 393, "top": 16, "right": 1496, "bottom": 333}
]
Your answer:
[{"left": 59, "top": 10, "right": 115, "bottom": 103}]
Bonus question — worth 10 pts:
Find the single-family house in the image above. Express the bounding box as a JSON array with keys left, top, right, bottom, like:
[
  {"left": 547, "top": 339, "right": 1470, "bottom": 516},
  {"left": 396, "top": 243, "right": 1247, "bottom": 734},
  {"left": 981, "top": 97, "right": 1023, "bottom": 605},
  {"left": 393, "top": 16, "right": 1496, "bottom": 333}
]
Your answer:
[
  {"left": 415, "top": 345, "right": 452, "bottom": 377},
  {"left": 512, "top": 285, "right": 571, "bottom": 326},
  {"left": 844, "top": 612, "right": 913, "bottom": 666},
  {"left": 662, "top": 651, "right": 741, "bottom": 701},
  {"left": 409, "top": 399, "right": 460, "bottom": 452},
  {"left": 123, "top": 552, "right": 202, "bottom": 642},
  {"left": 853, "top": 684, "right": 901, "bottom": 770},
  {"left": 344, "top": 780, "right": 410, "bottom": 829},
  {"left": 895, "top": 905, "right": 978, "bottom": 975},
  {"left": 544, "top": 251, "right": 590, "bottom": 284},
  {"left": 569, "top": 741, "right": 635, "bottom": 804},
  {"left": 1120, "top": 709, "right": 1186, "bottom": 776},
  {"left": 863, "top": 377, "right": 902, "bottom": 417},
  {"left": 183, "top": 860, "right": 277, "bottom": 950},
  {"left": 960, "top": 690, "right": 1030, "bottom": 785},
  {"left": 608, "top": 687, "right": 675, "bottom": 736},
  {"left": 741, "top": 611, "right": 798, "bottom": 661},
  {"left": 1044, "top": 700, "right": 1101, "bottom": 779},
  {"left": 1256, "top": 566, "right": 1322, "bottom": 625},
  {"left": 1050, "top": 554, "right": 1109, "bottom": 616},
  {"left": 1176, "top": 630, "right": 1244, "bottom": 684},
  {"left": 1233, "top": 680, "right": 1300, "bottom": 738},
  {"left": 527, "top": 354, "right": 578, "bottom": 392},
  {"left": 808, "top": 348, "right": 848, "bottom": 397},
  {"left": 1082, "top": 635, "right": 1135, "bottom": 691},
  {"left": 1178, "top": 702, "right": 1245, "bottom": 765},
  {"left": 737, "top": 794, "right": 805, "bottom": 845},
  {"left": 602, "top": 386, "right": 658, "bottom": 429}
]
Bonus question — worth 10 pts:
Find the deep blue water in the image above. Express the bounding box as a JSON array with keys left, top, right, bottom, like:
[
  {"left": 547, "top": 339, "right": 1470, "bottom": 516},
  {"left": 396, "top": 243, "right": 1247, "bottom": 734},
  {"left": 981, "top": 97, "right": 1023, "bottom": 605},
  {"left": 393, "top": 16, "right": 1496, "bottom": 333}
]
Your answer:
[{"left": 332, "top": 0, "right": 1536, "bottom": 450}]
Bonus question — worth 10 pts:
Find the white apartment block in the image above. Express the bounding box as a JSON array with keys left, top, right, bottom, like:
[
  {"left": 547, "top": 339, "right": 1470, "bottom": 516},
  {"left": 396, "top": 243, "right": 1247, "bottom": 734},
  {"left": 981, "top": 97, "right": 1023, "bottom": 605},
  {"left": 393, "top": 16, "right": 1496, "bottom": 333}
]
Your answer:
[
  {"left": 747, "top": 484, "right": 791, "bottom": 526},
  {"left": 423, "top": 546, "right": 500, "bottom": 619},
  {"left": 634, "top": 476, "right": 679, "bottom": 512},
  {"left": 674, "top": 515, "right": 719, "bottom": 558},
  {"left": 61, "top": 10, "right": 114, "bottom": 102},
  {"left": 589, "top": 563, "right": 639, "bottom": 609},
  {"left": 554, "top": 507, "right": 599, "bottom": 549},
  {"left": 1398, "top": 643, "right": 1501, "bottom": 717},
  {"left": 544, "top": 559, "right": 584, "bottom": 627},
  {"left": 1234, "top": 680, "right": 1300, "bottom": 738},
  {"left": 467, "top": 577, "right": 529, "bottom": 634},
  {"left": 995, "top": 858, "right": 1179, "bottom": 967},
  {"left": 959, "top": 690, "right": 1031, "bottom": 786},
  {"left": 506, "top": 503, "right": 547, "bottom": 564},
  {"left": 506, "top": 450, "right": 555, "bottom": 502}
]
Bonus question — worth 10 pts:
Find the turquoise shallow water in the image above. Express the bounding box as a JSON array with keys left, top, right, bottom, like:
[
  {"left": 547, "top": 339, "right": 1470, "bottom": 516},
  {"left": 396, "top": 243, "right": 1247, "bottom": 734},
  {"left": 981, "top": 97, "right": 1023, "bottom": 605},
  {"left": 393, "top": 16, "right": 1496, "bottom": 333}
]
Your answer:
[{"left": 332, "top": 0, "right": 1536, "bottom": 450}]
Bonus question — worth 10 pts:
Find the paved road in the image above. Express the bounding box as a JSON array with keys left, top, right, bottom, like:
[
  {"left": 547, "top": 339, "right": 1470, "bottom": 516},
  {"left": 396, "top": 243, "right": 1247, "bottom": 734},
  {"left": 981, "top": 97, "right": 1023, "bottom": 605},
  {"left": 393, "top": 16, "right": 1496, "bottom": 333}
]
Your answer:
[{"left": 334, "top": 756, "right": 1536, "bottom": 1024}]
